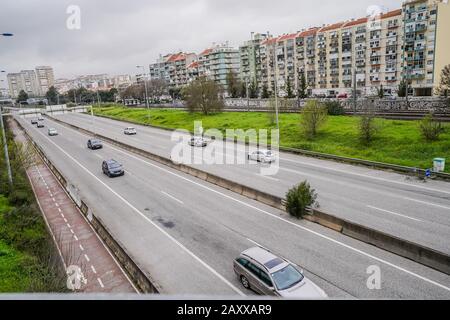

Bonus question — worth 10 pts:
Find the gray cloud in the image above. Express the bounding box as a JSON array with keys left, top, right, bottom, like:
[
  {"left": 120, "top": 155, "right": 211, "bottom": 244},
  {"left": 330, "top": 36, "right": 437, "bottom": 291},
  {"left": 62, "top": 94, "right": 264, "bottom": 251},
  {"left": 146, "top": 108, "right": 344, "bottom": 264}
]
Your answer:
[{"left": 0, "top": 0, "right": 401, "bottom": 80}]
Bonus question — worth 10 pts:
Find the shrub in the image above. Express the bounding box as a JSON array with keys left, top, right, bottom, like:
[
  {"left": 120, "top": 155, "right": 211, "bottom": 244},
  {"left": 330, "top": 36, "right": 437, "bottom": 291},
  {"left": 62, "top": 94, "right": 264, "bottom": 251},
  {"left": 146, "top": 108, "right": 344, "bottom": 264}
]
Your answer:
[
  {"left": 324, "top": 101, "right": 345, "bottom": 115},
  {"left": 419, "top": 113, "right": 444, "bottom": 141},
  {"left": 285, "top": 181, "right": 318, "bottom": 219},
  {"left": 300, "top": 100, "right": 328, "bottom": 139}
]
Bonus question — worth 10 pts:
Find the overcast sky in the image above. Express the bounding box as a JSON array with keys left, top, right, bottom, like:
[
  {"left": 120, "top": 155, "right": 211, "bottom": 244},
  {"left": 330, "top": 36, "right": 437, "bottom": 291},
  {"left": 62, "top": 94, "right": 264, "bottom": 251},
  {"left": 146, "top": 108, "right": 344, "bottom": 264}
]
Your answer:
[{"left": 0, "top": 0, "right": 402, "bottom": 81}]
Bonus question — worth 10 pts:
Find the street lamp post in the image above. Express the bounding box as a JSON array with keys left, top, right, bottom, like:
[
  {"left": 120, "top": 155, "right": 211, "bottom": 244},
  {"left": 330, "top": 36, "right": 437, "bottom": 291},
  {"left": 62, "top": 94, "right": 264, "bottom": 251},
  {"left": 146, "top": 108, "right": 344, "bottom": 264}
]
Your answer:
[
  {"left": 137, "top": 65, "right": 150, "bottom": 124},
  {"left": 0, "top": 34, "right": 13, "bottom": 186}
]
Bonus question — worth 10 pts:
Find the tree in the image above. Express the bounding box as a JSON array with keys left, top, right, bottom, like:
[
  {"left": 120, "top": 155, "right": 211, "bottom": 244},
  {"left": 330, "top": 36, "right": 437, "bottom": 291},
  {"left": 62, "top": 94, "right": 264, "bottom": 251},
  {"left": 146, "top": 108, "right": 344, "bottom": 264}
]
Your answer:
[
  {"left": 286, "top": 77, "right": 295, "bottom": 98},
  {"left": 169, "top": 87, "right": 182, "bottom": 100},
  {"left": 239, "top": 82, "right": 247, "bottom": 98},
  {"left": 17, "top": 90, "right": 28, "bottom": 103},
  {"left": 377, "top": 84, "right": 384, "bottom": 99},
  {"left": 261, "top": 84, "right": 270, "bottom": 99},
  {"left": 147, "top": 79, "right": 168, "bottom": 102},
  {"left": 183, "top": 76, "right": 224, "bottom": 115},
  {"left": 398, "top": 80, "right": 407, "bottom": 98},
  {"left": 249, "top": 81, "right": 258, "bottom": 99},
  {"left": 300, "top": 100, "right": 328, "bottom": 139},
  {"left": 436, "top": 64, "right": 450, "bottom": 97},
  {"left": 226, "top": 71, "right": 240, "bottom": 98},
  {"left": 45, "top": 86, "right": 59, "bottom": 105},
  {"left": 419, "top": 113, "right": 444, "bottom": 142},
  {"left": 285, "top": 181, "right": 318, "bottom": 219},
  {"left": 297, "top": 73, "right": 308, "bottom": 99},
  {"left": 359, "top": 101, "right": 379, "bottom": 146}
]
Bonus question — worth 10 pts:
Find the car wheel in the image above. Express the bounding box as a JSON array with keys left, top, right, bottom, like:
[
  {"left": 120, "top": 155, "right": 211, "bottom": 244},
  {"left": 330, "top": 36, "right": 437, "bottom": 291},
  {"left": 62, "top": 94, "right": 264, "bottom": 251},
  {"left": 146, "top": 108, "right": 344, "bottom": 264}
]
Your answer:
[{"left": 240, "top": 276, "right": 250, "bottom": 289}]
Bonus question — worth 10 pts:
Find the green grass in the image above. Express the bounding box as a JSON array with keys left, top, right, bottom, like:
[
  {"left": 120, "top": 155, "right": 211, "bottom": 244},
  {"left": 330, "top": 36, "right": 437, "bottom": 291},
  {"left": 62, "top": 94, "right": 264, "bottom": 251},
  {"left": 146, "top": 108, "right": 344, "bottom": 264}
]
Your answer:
[
  {"left": 94, "top": 105, "right": 450, "bottom": 173},
  {"left": 0, "top": 195, "right": 35, "bottom": 292}
]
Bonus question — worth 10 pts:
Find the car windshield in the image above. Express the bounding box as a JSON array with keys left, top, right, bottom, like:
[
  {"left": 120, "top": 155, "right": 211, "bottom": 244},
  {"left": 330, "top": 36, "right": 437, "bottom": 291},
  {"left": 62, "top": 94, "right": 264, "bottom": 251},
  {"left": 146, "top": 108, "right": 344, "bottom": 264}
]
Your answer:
[
  {"left": 271, "top": 264, "right": 304, "bottom": 291},
  {"left": 91, "top": 140, "right": 101, "bottom": 144},
  {"left": 109, "top": 163, "right": 122, "bottom": 169}
]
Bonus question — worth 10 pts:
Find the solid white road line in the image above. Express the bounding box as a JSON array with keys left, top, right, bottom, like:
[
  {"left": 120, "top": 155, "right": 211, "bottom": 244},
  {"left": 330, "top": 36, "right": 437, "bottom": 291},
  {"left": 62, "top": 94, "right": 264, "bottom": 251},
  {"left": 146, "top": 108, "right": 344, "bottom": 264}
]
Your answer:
[
  {"left": 403, "top": 197, "right": 450, "bottom": 211},
  {"left": 161, "top": 191, "right": 184, "bottom": 204},
  {"left": 97, "top": 278, "right": 105, "bottom": 288},
  {"left": 33, "top": 117, "right": 450, "bottom": 293},
  {"left": 367, "top": 205, "right": 423, "bottom": 222},
  {"left": 29, "top": 125, "right": 245, "bottom": 296}
]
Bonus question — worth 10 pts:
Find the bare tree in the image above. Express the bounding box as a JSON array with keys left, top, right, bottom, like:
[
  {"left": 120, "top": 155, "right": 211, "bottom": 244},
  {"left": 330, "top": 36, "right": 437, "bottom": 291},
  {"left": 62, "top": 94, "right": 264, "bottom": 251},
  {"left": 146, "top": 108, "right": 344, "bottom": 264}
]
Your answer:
[
  {"left": 183, "top": 76, "right": 224, "bottom": 115},
  {"left": 300, "top": 100, "right": 328, "bottom": 139}
]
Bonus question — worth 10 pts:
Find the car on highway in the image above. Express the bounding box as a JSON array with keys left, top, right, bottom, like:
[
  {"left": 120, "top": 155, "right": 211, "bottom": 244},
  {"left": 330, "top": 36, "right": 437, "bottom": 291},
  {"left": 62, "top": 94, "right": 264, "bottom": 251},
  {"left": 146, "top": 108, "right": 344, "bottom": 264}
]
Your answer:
[
  {"left": 189, "top": 137, "right": 208, "bottom": 147},
  {"left": 234, "top": 247, "right": 328, "bottom": 298},
  {"left": 124, "top": 127, "right": 137, "bottom": 135},
  {"left": 31, "top": 119, "right": 38, "bottom": 125},
  {"left": 37, "top": 122, "right": 45, "bottom": 128},
  {"left": 48, "top": 128, "right": 58, "bottom": 136},
  {"left": 87, "top": 139, "right": 103, "bottom": 150},
  {"left": 102, "top": 159, "right": 125, "bottom": 177},
  {"left": 247, "top": 150, "right": 276, "bottom": 163},
  {"left": 38, "top": 116, "right": 44, "bottom": 121}
]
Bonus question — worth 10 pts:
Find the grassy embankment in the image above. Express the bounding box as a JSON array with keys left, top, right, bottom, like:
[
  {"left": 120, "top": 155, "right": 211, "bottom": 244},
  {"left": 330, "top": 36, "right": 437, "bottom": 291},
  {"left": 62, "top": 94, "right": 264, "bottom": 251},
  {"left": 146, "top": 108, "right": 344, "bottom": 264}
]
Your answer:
[
  {"left": 93, "top": 105, "right": 450, "bottom": 173},
  {"left": 0, "top": 121, "right": 67, "bottom": 292}
]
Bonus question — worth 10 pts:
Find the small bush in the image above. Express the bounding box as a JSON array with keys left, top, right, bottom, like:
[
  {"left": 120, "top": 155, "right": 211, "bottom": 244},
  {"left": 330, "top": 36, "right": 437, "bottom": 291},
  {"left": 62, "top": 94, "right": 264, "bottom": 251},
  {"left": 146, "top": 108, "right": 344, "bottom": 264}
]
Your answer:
[
  {"left": 300, "top": 100, "right": 328, "bottom": 139},
  {"left": 324, "top": 101, "right": 345, "bottom": 116},
  {"left": 419, "top": 113, "right": 444, "bottom": 141},
  {"left": 285, "top": 181, "right": 317, "bottom": 219}
]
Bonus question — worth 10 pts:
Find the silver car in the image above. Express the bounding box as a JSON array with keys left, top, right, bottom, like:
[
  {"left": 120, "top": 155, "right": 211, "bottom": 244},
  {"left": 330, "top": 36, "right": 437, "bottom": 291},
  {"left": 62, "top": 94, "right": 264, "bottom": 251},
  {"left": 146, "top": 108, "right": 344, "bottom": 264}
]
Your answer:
[
  {"left": 248, "top": 150, "right": 276, "bottom": 163},
  {"left": 48, "top": 128, "right": 58, "bottom": 136},
  {"left": 124, "top": 127, "right": 137, "bottom": 135},
  {"left": 233, "top": 247, "right": 327, "bottom": 299}
]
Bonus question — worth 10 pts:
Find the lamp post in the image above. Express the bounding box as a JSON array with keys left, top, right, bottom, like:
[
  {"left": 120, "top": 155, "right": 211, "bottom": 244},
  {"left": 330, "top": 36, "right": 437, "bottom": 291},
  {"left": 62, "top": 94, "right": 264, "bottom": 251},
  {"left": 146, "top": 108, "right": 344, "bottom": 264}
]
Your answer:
[
  {"left": 0, "top": 34, "right": 13, "bottom": 186},
  {"left": 270, "top": 35, "right": 280, "bottom": 135},
  {"left": 136, "top": 65, "right": 150, "bottom": 124}
]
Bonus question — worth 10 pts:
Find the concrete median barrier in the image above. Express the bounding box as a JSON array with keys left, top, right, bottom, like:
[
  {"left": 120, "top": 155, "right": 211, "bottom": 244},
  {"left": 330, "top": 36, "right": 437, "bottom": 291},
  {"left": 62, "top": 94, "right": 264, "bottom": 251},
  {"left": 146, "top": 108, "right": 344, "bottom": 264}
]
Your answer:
[{"left": 46, "top": 115, "right": 450, "bottom": 275}]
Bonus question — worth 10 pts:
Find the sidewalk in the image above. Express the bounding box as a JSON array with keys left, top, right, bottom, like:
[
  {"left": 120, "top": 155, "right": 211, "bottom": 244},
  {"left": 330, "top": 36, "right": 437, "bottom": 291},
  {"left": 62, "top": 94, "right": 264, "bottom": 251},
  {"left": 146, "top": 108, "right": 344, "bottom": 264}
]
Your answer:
[{"left": 11, "top": 119, "right": 137, "bottom": 293}]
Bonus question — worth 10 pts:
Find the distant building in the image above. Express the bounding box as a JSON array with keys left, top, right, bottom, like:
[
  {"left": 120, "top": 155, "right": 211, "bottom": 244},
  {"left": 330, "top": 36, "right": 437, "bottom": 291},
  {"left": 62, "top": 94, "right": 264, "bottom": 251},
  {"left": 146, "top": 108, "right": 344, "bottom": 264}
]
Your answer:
[{"left": 35, "top": 66, "right": 55, "bottom": 95}]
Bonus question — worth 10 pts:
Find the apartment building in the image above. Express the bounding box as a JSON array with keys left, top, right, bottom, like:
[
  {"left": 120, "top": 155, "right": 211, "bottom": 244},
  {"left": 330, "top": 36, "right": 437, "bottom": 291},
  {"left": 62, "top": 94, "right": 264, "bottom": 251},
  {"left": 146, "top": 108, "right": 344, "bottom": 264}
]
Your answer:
[
  {"left": 239, "top": 33, "right": 268, "bottom": 86},
  {"left": 403, "top": 0, "right": 450, "bottom": 96},
  {"left": 7, "top": 70, "right": 40, "bottom": 98},
  {"left": 149, "top": 52, "right": 197, "bottom": 87},
  {"left": 35, "top": 66, "right": 55, "bottom": 96},
  {"left": 198, "top": 44, "right": 240, "bottom": 89}
]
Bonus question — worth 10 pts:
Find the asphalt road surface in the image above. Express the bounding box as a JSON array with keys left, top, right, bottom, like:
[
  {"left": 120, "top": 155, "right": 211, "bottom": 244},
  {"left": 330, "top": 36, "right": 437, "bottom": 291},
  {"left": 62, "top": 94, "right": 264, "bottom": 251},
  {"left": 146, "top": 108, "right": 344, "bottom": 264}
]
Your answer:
[
  {"left": 51, "top": 112, "right": 450, "bottom": 256},
  {"left": 14, "top": 114, "right": 450, "bottom": 299}
]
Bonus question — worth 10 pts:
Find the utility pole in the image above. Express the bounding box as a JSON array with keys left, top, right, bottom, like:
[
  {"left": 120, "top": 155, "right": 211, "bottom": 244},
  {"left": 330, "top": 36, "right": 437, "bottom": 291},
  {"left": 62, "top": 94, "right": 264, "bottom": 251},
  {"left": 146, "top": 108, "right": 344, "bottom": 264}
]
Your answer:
[
  {"left": 0, "top": 105, "right": 12, "bottom": 186},
  {"left": 271, "top": 36, "right": 280, "bottom": 134},
  {"left": 137, "top": 65, "right": 150, "bottom": 124},
  {"left": 353, "top": 67, "right": 357, "bottom": 114}
]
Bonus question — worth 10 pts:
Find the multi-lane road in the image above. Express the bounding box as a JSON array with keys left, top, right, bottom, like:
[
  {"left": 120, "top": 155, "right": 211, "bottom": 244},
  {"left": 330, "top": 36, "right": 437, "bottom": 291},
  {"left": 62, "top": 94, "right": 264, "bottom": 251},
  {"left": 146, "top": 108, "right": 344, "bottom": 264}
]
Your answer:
[
  {"left": 51, "top": 112, "right": 450, "bottom": 255},
  {"left": 12, "top": 113, "right": 450, "bottom": 299}
]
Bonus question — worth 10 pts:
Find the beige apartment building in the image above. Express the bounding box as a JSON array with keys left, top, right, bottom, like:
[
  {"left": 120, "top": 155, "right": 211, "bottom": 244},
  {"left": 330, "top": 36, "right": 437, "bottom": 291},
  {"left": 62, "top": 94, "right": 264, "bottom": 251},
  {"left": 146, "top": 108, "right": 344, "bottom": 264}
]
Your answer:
[
  {"left": 403, "top": 0, "right": 450, "bottom": 96},
  {"left": 35, "top": 66, "right": 55, "bottom": 96},
  {"left": 254, "top": 0, "right": 449, "bottom": 97}
]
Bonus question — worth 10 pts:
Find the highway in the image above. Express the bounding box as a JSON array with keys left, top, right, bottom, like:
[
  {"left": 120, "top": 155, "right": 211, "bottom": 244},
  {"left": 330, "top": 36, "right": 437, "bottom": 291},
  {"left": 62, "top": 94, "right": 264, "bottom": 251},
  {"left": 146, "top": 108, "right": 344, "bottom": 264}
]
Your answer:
[
  {"left": 50, "top": 112, "right": 450, "bottom": 255},
  {"left": 13, "top": 113, "right": 450, "bottom": 299}
]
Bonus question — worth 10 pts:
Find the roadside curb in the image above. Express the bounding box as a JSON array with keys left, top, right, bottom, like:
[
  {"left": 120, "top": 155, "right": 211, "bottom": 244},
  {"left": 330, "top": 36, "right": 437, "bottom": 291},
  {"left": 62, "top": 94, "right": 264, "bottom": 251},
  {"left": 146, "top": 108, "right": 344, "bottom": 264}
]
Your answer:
[
  {"left": 14, "top": 117, "right": 161, "bottom": 294},
  {"left": 49, "top": 114, "right": 450, "bottom": 275}
]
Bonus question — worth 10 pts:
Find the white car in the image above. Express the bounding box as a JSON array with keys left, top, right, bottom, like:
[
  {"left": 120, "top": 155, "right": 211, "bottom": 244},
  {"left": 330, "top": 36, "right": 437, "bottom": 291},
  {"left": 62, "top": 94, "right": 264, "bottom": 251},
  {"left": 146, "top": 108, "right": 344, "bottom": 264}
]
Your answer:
[
  {"left": 124, "top": 127, "right": 137, "bottom": 135},
  {"left": 48, "top": 128, "right": 58, "bottom": 136},
  {"left": 248, "top": 150, "right": 276, "bottom": 163},
  {"left": 189, "top": 137, "right": 208, "bottom": 147}
]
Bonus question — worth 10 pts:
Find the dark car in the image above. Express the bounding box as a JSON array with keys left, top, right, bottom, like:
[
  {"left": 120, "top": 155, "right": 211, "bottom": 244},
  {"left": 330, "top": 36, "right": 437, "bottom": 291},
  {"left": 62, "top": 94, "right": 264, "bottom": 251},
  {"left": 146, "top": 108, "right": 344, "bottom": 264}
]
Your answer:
[
  {"left": 31, "top": 119, "right": 38, "bottom": 124},
  {"left": 37, "top": 122, "right": 45, "bottom": 128},
  {"left": 87, "top": 139, "right": 103, "bottom": 150},
  {"left": 102, "top": 159, "right": 124, "bottom": 177}
]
